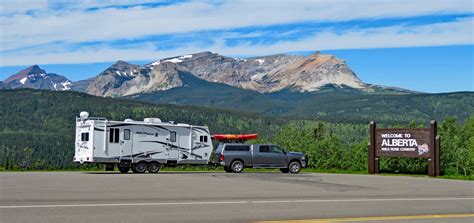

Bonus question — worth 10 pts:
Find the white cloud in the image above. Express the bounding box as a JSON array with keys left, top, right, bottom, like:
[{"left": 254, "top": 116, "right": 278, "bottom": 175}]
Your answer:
[
  {"left": 214, "top": 17, "right": 474, "bottom": 55},
  {"left": 0, "top": 0, "right": 49, "bottom": 15},
  {"left": 1, "top": 0, "right": 472, "bottom": 51},
  {"left": 1, "top": 17, "right": 472, "bottom": 66}
]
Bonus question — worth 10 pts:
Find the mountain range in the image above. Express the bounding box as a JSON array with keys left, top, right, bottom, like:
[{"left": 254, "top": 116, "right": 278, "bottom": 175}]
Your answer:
[
  {"left": 3, "top": 51, "right": 471, "bottom": 119},
  {"left": 2, "top": 51, "right": 409, "bottom": 95}
]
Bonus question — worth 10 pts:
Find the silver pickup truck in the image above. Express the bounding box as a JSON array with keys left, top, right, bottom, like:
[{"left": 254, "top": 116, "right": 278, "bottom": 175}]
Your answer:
[{"left": 213, "top": 143, "right": 307, "bottom": 173}]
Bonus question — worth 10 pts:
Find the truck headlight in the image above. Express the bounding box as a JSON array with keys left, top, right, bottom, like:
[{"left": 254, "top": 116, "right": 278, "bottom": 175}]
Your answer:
[{"left": 301, "top": 156, "right": 306, "bottom": 160}]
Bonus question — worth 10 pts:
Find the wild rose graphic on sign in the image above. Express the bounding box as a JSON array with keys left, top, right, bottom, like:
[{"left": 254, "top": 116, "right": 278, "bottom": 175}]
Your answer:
[{"left": 417, "top": 143, "right": 429, "bottom": 155}]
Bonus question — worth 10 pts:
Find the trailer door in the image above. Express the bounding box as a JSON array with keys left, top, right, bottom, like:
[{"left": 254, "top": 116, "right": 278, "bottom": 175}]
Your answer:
[
  {"left": 75, "top": 121, "right": 94, "bottom": 163},
  {"left": 120, "top": 129, "right": 133, "bottom": 160}
]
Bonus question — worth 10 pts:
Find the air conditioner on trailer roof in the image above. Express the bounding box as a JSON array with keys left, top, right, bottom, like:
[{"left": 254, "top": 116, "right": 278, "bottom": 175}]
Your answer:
[{"left": 144, "top": 118, "right": 161, "bottom": 124}]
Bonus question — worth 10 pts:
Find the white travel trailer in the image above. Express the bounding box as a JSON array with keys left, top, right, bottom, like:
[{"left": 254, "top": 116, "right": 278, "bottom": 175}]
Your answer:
[{"left": 74, "top": 111, "right": 213, "bottom": 173}]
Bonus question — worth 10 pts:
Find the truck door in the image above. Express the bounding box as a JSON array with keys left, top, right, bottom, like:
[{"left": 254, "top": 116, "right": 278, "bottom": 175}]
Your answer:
[
  {"left": 254, "top": 145, "right": 272, "bottom": 166},
  {"left": 120, "top": 129, "right": 133, "bottom": 160},
  {"left": 270, "top": 145, "right": 287, "bottom": 167}
]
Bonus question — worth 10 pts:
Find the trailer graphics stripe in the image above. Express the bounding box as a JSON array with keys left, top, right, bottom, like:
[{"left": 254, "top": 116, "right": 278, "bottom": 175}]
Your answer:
[
  {"left": 108, "top": 123, "right": 169, "bottom": 131},
  {"left": 140, "top": 140, "right": 204, "bottom": 159},
  {"left": 193, "top": 127, "right": 210, "bottom": 135}
]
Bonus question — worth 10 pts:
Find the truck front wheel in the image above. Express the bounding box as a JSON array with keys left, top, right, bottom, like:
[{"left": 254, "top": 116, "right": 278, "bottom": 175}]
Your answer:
[
  {"left": 288, "top": 161, "right": 301, "bottom": 174},
  {"left": 230, "top": 160, "right": 244, "bottom": 173}
]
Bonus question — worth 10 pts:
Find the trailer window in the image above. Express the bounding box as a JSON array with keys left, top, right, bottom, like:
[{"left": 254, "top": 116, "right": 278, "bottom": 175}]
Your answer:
[
  {"left": 200, "top": 135, "right": 208, "bottom": 143},
  {"left": 81, "top": 132, "right": 89, "bottom": 142},
  {"left": 124, "top": 129, "right": 130, "bottom": 140},
  {"left": 109, "top": 128, "right": 114, "bottom": 143},
  {"left": 109, "top": 128, "right": 120, "bottom": 143},
  {"left": 170, "top": 131, "right": 176, "bottom": 142}
]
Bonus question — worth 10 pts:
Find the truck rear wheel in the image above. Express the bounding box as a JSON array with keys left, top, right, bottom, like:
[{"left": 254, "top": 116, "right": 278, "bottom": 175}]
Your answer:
[
  {"left": 131, "top": 162, "right": 147, "bottom": 174},
  {"left": 147, "top": 162, "right": 160, "bottom": 173},
  {"left": 230, "top": 160, "right": 244, "bottom": 173},
  {"left": 288, "top": 161, "right": 301, "bottom": 174}
]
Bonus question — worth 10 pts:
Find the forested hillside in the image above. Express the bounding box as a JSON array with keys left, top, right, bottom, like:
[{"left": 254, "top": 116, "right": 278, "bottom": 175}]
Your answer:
[
  {"left": 131, "top": 80, "right": 474, "bottom": 124},
  {"left": 0, "top": 89, "right": 472, "bottom": 178},
  {"left": 0, "top": 89, "right": 286, "bottom": 169}
]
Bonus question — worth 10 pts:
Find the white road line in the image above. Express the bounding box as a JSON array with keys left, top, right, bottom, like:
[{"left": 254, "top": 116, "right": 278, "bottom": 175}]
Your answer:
[
  {"left": 250, "top": 197, "right": 474, "bottom": 203},
  {"left": 1, "top": 197, "right": 473, "bottom": 209}
]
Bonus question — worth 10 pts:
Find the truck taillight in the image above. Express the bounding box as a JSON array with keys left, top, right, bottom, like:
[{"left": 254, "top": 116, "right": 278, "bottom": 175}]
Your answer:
[{"left": 219, "top": 154, "right": 225, "bottom": 161}]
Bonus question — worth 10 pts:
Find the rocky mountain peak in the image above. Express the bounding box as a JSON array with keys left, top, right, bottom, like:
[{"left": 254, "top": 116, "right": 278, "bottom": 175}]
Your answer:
[
  {"left": 308, "top": 52, "right": 342, "bottom": 64},
  {"left": 100, "top": 61, "right": 140, "bottom": 78},
  {"left": 4, "top": 65, "right": 46, "bottom": 84},
  {"left": 3, "top": 65, "right": 71, "bottom": 91},
  {"left": 86, "top": 59, "right": 183, "bottom": 97},
  {"left": 262, "top": 52, "right": 365, "bottom": 92},
  {"left": 190, "top": 51, "right": 214, "bottom": 58}
]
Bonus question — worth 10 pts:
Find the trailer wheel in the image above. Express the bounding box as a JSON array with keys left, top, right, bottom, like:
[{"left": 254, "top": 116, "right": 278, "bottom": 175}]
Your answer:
[
  {"left": 230, "top": 160, "right": 244, "bottom": 173},
  {"left": 118, "top": 165, "right": 130, "bottom": 173},
  {"left": 147, "top": 162, "right": 160, "bottom": 173},
  {"left": 131, "top": 162, "right": 147, "bottom": 174}
]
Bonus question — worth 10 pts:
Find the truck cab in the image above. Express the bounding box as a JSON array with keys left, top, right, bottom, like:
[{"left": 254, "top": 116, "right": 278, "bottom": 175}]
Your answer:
[{"left": 214, "top": 143, "right": 307, "bottom": 173}]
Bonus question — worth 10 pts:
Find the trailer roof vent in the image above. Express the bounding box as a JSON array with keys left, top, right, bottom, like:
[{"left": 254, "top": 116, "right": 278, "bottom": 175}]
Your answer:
[
  {"left": 124, "top": 119, "right": 134, "bottom": 122},
  {"left": 144, "top": 118, "right": 161, "bottom": 124}
]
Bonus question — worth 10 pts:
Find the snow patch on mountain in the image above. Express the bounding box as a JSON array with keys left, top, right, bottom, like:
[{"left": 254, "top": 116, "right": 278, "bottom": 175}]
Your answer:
[
  {"left": 255, "top": 59, "right": 265, "bottom": 64},
  {"left": 19, "top": 77, "right": 27, "bottom": 84},
  {"left": 150, "top": 54, "right": 194, "bottom": 66},
  {"left": 62, "top": 80, "right": 71, "bottom": 90},
  {"left": 165, "top": 58, "right": 184, "bottom": 63}
]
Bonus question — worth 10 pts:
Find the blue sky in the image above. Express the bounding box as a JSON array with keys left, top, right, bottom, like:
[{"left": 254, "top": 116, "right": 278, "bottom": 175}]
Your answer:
[{"left": 0, "top": 0, "right": 473, "bottom": 93}]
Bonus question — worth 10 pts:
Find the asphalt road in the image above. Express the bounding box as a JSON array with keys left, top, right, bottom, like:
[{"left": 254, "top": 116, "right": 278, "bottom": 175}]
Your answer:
[{"left": 0, "top": 172, "right": 473, "bottom": 223}]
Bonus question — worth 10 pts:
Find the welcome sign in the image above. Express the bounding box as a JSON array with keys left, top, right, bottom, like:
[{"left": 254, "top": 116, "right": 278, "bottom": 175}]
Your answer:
[
  {"left": 368, "top": 121, "right": 440, "bottom": 177},
  {"left": 375, "top": 128, "right": 431, "bottom": 158}
]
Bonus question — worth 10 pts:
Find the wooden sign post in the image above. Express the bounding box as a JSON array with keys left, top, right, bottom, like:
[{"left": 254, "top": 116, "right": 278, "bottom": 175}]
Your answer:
[{"left": 368, "top": 120, "right": 440, "bottom": 176}]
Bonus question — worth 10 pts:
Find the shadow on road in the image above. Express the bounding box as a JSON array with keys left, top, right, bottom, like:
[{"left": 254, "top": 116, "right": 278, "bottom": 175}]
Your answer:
[
  {"left": 82, "top": 171, "right": 219, "bottom": 175},
  {"left": 81, "top": 171, "right": 293, "bottom": 175}
]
